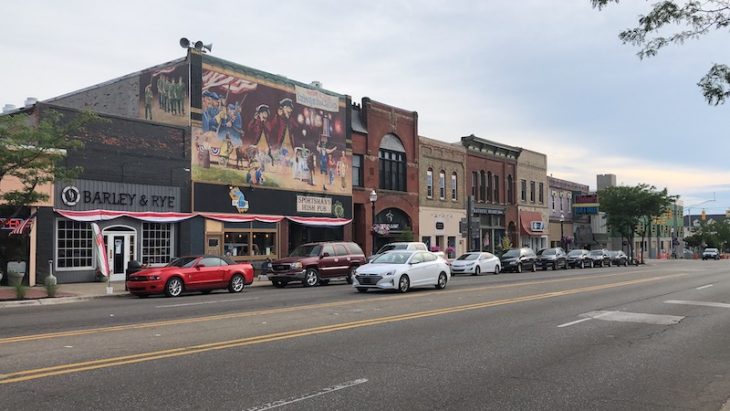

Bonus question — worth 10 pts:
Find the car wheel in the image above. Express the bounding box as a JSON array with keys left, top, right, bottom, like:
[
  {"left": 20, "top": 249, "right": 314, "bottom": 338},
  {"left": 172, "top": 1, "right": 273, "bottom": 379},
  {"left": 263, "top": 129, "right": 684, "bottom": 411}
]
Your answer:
[
  {"left": 303, "top": 268, "right": 320, "bottom": 287},
  {"left": 164, "top": 277, "right": 183, "bottom": 297},
  {"left": 494, "top": 265, "right": 500, "bottom": 275},
  {"left": 473, "top": 266, "right": 481, "bottom": 276},
  {"left": 356, "top": 287, "right": 368, "bottom": 293},
  {"left": 272, "top": 280, "right": 286, "bottom": 288},
  {"left": 553, "top": 262, "right": 558, "bottom": 270},
  {"left": 228, "top": 274, "right": 245, "bottom": 293},
  {"left": 398, "top": 275, "right": 410, "bottom": 293},
  {"left": 435, "top": 272, "right": 448, "bottom": 289},
  {"left": 606, "top": 260, "right": 611, "bottom": 267},
  {"left": 579, "top": 261, "right": 584, "bottom": 269},
  {"left": 346, "top": 266, "right": 356, "bottom": 284},
  {"left": 531, "top": 263, "right": 536, "bottom": 272},
  {"left": 543, "top": 265, "right": 548, "bottom": 271},
  {"left": 516, "top": 263, "right": 523, "bottom": 273}
]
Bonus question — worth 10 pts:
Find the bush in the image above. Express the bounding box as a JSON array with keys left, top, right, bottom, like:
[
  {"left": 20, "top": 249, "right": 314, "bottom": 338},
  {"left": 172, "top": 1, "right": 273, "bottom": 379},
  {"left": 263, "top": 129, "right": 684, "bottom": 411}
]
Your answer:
[{"left": 13, "top": 282, "right": 27, "bottom": 300}]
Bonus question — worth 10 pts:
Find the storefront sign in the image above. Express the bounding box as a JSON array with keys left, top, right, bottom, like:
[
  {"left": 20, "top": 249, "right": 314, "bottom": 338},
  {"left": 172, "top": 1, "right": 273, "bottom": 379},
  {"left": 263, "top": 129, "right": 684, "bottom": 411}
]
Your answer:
[
  {"left": 56, "top": 180, "right": 180, "bottom": 212},
  {"left": 472, "top": 207, "right": 504, "bottom": 215},
  {"left": 296, "top": 196, "right": 332, "bottom": 214},
  {"left": 530, "top": 221, "right": 545, "bottom": 232}
]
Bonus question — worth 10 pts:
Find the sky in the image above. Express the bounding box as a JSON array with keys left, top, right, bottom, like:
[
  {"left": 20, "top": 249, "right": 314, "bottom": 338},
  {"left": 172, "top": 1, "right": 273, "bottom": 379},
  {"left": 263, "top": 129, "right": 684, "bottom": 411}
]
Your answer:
[{"left": 2, "top": 0, "right": 729, "bottom": 215}]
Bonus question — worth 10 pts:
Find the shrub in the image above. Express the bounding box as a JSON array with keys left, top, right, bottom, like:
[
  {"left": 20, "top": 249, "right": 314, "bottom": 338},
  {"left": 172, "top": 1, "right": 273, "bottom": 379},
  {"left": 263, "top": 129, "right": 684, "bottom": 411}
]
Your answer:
[{"left": 14, "top": 282, "right": 27, "bottom": 300}]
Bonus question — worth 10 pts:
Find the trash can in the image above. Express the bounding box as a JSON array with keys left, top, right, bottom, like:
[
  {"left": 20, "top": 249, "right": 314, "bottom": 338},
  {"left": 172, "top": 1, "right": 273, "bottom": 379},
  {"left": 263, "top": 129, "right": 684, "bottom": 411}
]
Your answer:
[{"left": 125, "top": 260, "right": 143, "bottom": 291}]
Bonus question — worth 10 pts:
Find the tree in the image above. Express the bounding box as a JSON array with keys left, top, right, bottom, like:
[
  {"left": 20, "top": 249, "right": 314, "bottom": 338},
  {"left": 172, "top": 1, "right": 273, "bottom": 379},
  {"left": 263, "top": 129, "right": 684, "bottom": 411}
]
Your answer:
[
  {"left": 592, "top": 0, "right": 730, "bottom": 104},
  {"left": 0, "top": 109, "right": 98, "bottom": 220},
  {"left": 598, "top": 184, "right": 676, "bottom": 263}
]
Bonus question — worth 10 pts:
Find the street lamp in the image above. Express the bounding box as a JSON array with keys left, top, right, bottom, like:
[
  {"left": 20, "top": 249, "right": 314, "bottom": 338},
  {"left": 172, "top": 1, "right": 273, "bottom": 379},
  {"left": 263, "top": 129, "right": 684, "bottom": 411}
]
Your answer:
[
  {"left": 560, "top": 213, "right": 565, "bottom": 250},
  {"left": 369, "top": 189, "right": 378, "bottom": 255}
]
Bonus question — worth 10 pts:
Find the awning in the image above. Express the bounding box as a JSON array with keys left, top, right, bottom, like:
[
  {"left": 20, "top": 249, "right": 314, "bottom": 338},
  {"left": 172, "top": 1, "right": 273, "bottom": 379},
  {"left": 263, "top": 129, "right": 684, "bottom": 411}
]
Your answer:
[
  {"left": 199, "top": 213, "right": 284, "bottom": 223},
  {"left": 287, "top": 216, "right": 352, "bottom": 227},
  {"left": 55, "top": 209, "right": 195, "bottom": 223},
  {"left": 520, "top": 211, "right": 545, "bottom": 236}
]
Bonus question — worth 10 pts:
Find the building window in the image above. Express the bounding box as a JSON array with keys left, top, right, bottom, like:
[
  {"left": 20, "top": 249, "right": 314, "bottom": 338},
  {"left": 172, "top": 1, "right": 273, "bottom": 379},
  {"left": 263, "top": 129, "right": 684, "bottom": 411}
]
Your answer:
[
  {"left": 486, "top": 172, "right": 492, "bottom": 202},
  {"left": 520, "top": 179, "right": 527, "bottom": 202},
  {"left": 507, "top": 175, "right": 513, "bottom": 204},
  {"left": 142, "top": 223, "right": 172, "bottom": 265},
  {"left": 451, "top": 172, "right": 458, "bottom": 201},
  {"left": 56, "top": 220, "right": 93, "bottom": 269},
  {"left": 538, "top": 182, "right": 544, "bottom": 204},
  {"left": 421, "top": 236, "right": 431, "bottom": 249},
  {"left": 225, "top": 230, "right": 277, "bottom": 258},
  {"left": 352, "top": 154, "right": 363, "bottom": 187},
  {"left": 530, "top": 181, "right": 536, "bottom": 203},
  {"left": 426, "top": 168, "right": 433, "bottom": 199},
  {"left": 379, "top": 134, "right": 406, "bottom": 192},
  {"left": 560, "top": 192, "right": 564, "bottom": 211},
  {"left": 551, "top": 192, "right": 556, "bottom": 210},
  {"left": 480, "top": 171, "right": 486, "bottom": 202},
  {"left": 471, "top": 171, "right": 477, "bottom": 198},
  {"left": 494, "top": 174, "right": 499, "bottom": 203},
  {"left": 439, "top": 170, "right": 445, "bottom": 200}
]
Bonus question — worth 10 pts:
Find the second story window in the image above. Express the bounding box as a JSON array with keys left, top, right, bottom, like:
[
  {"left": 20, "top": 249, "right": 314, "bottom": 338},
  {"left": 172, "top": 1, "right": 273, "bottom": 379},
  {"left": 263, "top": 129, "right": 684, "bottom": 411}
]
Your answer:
[
  {"left": 439, "top": 170, "right": 445, "bottom": 200},
  {"left": 530, "top": 181, "right": 536, "bottom": 203},
  {"left": 379, "top": 134, "right": 406, "bottom": 192},
  {"left": 451, "top": 172, "right": 457, "bottom": 201},
  {"left": 538, "top": 182, "right": 544, "bottom": 204},
  {"left": 426, "top": 168, "right": 433, "bottom": 199},
  {"left": 494, "top": 174, "right": 499, "bottom": 203},
  {"left": 352, "top": 154, "right": 363, "bottom": 187},
  {"left": 520, "top": 179, "right": 527, "bottom": 202},
  {"left": 471, "top": 171, "right": 477, "bottom": 199},
  {"left": 507, "top": 175, "right": 514, "bottom": 204}
]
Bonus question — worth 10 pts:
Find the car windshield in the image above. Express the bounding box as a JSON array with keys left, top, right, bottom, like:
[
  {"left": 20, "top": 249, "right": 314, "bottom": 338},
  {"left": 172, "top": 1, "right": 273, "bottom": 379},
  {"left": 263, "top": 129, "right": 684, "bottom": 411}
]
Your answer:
[
  {"left": 289, "top": 244, "right": 323, "bottom": 257},
  {"left": 502, "top": 249, "right": 520, "bottom": 258},
  {"left": 456, "top": 253, "right": 479, "bottom": 261},
  {"left": 538, "top": 249, "right": 556, "bottom": 256},
  {"left": 589, "top": 250, "right": 603, "bottom": 256},
  {"left": 371, "top": 251, "right": 412, "bottom": 264},
  {"left": 167, "top": 256, "right": 198, "bottom": 268},
  {"left": 377, "top": 244, "right": 407, "bottom": 254},
  {"left": 705, "top": 248, "right": 718, "bottom": 252},
  {"left": 567, "top": 250, "right": 584, "bottom": 256},
  {"left": 607, "top": 251, "right": 618, "bottom": 257}
]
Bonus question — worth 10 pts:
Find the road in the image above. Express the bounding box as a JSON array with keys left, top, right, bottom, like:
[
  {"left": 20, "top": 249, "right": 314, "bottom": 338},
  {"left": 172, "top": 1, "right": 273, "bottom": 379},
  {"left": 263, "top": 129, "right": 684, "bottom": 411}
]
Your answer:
[{"left": 2, "top": 259, "right": 730, "bottom": 410}]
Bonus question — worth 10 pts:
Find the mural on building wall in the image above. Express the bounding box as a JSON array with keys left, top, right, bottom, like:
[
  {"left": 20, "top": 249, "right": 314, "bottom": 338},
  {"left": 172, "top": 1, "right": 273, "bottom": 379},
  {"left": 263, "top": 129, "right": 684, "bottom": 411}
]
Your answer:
[
  {"left": 192, "top": 63, "right": 350, "bottom": 195},
  {"left": 138, "top": 63, "right": 188, "bottom": 126}
]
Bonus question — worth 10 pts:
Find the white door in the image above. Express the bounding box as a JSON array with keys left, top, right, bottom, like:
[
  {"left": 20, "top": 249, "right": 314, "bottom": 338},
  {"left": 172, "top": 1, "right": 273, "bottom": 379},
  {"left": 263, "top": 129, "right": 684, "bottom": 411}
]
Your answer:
[{"left": 103, "top": 228, "right": 136, "bottom": 282}]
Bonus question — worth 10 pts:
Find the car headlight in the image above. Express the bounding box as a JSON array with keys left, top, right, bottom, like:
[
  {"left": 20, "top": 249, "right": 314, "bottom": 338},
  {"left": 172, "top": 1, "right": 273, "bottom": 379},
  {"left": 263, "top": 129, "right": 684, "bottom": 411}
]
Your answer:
[
  {"left": 291, "top": 262, "right": 303, "bottom": 270},
  {"left": 384, "top": 270, "right": 395, "bottom": 276},
  {"left": 148, "top": 274, "right": 160, "bottom": 280}
]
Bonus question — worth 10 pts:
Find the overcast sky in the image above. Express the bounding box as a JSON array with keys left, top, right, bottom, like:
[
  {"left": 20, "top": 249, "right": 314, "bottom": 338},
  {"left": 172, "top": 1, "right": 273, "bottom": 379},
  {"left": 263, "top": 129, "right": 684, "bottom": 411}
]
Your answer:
[{"left": 2, "top": 0, "right": 729, "bottom": 215}]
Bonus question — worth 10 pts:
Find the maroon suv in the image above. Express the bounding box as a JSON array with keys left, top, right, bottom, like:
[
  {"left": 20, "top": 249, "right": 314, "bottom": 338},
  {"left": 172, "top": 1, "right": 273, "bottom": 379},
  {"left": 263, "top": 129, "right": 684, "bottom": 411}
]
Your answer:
[{"left": 269, "top": 242, "right": 366, "bottom": 288}]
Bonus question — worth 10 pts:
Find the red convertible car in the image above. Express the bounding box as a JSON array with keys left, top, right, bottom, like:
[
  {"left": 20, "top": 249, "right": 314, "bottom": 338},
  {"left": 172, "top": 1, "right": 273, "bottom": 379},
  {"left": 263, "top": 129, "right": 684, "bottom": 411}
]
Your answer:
[{"left": 126, "top": 255, "right": 254, "bottom": 298}]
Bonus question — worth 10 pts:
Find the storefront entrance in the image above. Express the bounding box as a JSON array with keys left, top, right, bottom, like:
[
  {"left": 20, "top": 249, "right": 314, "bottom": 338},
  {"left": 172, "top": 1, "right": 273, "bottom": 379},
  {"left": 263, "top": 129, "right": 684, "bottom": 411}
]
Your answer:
[{"left": 103, "top": 226, "right": 136, "bottom": 281}]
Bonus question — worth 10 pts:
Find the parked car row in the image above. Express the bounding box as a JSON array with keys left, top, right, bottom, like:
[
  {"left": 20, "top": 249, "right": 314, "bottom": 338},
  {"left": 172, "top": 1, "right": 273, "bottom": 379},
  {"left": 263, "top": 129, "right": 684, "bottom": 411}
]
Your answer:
[{"left": 124, "top": 242, "right": 637, "bottom": 298}]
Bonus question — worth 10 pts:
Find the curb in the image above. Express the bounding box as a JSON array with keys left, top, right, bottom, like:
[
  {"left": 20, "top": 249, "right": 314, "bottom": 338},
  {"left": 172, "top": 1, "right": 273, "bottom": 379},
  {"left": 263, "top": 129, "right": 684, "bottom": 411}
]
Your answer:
[{"left": 0, "top": 293, "right": 129, "bottom": 309}]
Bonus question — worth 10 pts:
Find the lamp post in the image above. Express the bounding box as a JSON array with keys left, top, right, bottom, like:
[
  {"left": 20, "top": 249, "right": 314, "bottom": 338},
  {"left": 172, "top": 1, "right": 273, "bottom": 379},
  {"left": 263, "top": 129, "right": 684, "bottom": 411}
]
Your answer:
[
  {"left": 560, "top": 212, "right": 565, "bottom": 250},
  {"left": 369, "top": 189, "right": 378, "bottom": 255}
]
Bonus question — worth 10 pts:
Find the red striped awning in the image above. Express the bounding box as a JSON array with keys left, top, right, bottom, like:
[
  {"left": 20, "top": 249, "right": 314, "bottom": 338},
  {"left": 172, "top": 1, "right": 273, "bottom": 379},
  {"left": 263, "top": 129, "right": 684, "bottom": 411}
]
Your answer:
[
  {"left": 287, "top": 216, "right": 352, "bottom": 227},
  {"left": 55, "top": 209, "right": 195, "bottom": 223}
]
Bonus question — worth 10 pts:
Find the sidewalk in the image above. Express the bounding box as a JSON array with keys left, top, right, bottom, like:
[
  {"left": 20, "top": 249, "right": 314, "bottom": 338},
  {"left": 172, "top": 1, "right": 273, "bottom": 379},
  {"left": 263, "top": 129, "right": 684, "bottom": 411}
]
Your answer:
[{"left": 0, "top": 275, "right": 272, "bottom": 308}]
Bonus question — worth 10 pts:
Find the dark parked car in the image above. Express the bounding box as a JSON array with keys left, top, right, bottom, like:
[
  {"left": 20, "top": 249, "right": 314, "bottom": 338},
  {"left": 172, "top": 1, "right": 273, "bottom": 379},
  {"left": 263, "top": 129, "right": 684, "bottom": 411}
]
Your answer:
[
  {"left": 536, "top": 247, "right": 568, "bottom": 270},
  {"left": 587, "top": 249, "right": 611, "bottom": 268},
  {"left": 500, "top": 247, "right": 537, "bottom": 273},
  {"left": 126, "top": 255, "right": 254, "bottom": 298},
  {"left": 268, "top": 241, "right": 366, "bottom": 287},
  {"left": 607, "top": 250, "right": 629, "bottom": 266},
  {"left": 566, "top": 249, "right": 590, "bottom": 269}
]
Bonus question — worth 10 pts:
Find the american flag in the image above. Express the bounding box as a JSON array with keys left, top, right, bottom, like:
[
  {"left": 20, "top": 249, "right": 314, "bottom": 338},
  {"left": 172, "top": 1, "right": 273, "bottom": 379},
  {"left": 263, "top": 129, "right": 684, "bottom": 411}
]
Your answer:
[
  {"left": 10, "top": 212, "right": 36, "bottom": 236},
  {"left": 202, "top": 70, "right": 257, "bottom": 94}
]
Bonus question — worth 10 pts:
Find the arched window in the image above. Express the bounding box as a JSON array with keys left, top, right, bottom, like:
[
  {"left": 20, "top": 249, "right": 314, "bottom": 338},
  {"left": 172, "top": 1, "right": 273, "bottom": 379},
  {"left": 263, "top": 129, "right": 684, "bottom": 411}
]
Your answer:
[
  {"left": 507, "top": 175, "right": 513, "bottom": 204},
  {"left": 493, "top": 174, "right": 499, "bottom": 203},
  {"left": 451, "top": 172, "right": 458, "bottom": 201},
  {"left": 487, "top": 171, "right": 493, "bottom": 202},
  {"left": 379, "top": 134, "right": 406, "bottom": 192},
  {"left": 439, "top": 170, "right": 446, "bottom": 200},
  {"left": 426, "top": 168, "right": 433, "bottom": 199},
  {"left": 479, "top": 170, "right": 486, "bottom": 202}
]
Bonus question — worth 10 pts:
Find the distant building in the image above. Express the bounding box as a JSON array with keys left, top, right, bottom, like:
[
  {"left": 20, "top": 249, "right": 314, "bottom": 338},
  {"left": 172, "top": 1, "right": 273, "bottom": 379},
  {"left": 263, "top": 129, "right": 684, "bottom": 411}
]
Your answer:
[
  {"left": 596, "top": 174, "right": 616, "bottom": 191},
  {"left": 547, "top": 176, "right": 590, "bottom": 250}
]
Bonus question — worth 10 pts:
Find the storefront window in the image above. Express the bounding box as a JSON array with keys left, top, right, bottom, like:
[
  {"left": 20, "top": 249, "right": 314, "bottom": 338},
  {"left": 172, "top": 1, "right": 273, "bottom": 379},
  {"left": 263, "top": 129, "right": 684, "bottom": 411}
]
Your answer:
[
  {"left": 142, "top": 223, "right": 172, "bottom": 265},
  {"left": 224, "top": 230, "right": 277, "bottom": 258},
  {"left": 56, "top": 220, "right": 93, "bottom": 269},
  {"left": 224, "top": 232, "right": 250, "bottom": 257},
  {"left": 252, "top": 232, "right": 276, "bottom": 256}
]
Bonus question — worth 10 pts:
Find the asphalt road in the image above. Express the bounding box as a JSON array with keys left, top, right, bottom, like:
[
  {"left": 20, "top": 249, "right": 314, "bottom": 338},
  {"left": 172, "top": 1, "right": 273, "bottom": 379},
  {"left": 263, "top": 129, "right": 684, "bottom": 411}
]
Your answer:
[{"left": 2, "top": 260, "right": 730, "bottom": 410}]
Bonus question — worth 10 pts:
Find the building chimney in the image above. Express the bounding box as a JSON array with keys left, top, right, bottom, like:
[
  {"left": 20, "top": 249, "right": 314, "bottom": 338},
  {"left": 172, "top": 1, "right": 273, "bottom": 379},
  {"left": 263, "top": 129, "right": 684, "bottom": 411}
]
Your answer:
[
  {"left": 310, "top": 81, "right": 322, "bottom": 88},
  {"left": 2, "top": 104, "right": 17, "bottom": 113},
  {"left": 24, "top": 97, "right": 38, "bottom": 107}
]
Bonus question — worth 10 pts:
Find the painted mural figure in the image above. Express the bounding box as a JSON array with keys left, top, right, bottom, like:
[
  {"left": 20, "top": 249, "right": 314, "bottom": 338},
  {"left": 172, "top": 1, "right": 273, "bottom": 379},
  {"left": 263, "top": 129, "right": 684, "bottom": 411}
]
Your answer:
[
  {"left": 157, "top": 75, "right": 165, "bottom": 109},
  {"left": 246, "top": 104, "right": 274, "bottom": 163},
  {"left": 216, "top": 103, "right": 243, "bottom": 145},
  {"left": 337, "top": 151, "right": 347, "bottom": 189},
  {"left": 144, "top": 83, "right": 154, "bottom": 120},
  {"left": 271, "top": 98, "right": 298, "bottom": 161},
  {"left": 175, "top": 77, "right": 186, "bottom": 115},
  {"left": 219, "top": 134, "right": 234, "bottom": 167},
  {"left": 202, "top": 91, "right": 221, "bottom": 132}
]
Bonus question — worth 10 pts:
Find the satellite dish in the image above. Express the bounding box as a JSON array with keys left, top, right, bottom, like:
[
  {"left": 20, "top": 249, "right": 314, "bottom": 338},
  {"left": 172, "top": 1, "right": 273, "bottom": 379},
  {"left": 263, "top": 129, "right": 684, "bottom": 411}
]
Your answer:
[{"left": 179, "top": 37, "right": 190, "bottom": 48}]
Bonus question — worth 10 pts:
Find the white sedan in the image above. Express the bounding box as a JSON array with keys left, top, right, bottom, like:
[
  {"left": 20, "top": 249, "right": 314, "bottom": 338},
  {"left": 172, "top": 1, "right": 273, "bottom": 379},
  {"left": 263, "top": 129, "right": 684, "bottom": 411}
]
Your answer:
[
  {"left": 352, "top": 250, "right": 450, "bottom": 293},
  {"left": 450, "top": 252, "right": 500, "bottom": 276}
]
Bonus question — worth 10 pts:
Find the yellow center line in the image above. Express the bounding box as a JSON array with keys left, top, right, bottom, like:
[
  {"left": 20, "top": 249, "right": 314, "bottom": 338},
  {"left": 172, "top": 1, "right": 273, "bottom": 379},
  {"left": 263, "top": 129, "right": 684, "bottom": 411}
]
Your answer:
[
  {"left": 0, "top": 273, "right": 684, "bottom": 384},
  {"left": 0, "top": 268, "right": 650, "bottom": 345}
]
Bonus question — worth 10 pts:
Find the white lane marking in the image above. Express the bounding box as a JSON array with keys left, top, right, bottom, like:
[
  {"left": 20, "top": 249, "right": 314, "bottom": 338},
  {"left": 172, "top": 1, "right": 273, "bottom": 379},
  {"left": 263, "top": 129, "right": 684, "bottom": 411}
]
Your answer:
[
  {"left": 156, "top": 297, "right": 258, "bottom": 308},
  {"left": 558, "top": 311, "right": 612, "bottom": 328},
  {"left": 696, "top": 284, "right": 714, "bottom": 290},
  {"left": 557, "top": 318, "right": 593, "bottom": 328},
  {"left": 582, "top": 310, "right": 684, "bottom": 325},
  {"left": 244, "top": 378, "right": 368, "bottom": 411},
  {"left": 665, "top": 300, "right": 730, "bottom": 309}
]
